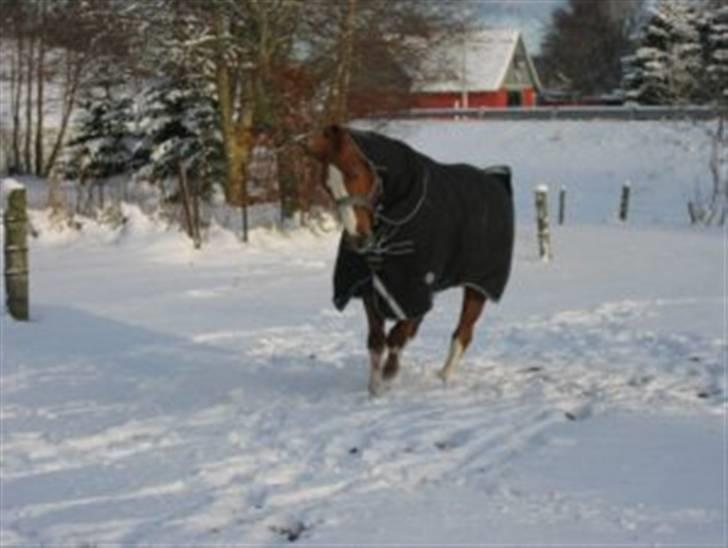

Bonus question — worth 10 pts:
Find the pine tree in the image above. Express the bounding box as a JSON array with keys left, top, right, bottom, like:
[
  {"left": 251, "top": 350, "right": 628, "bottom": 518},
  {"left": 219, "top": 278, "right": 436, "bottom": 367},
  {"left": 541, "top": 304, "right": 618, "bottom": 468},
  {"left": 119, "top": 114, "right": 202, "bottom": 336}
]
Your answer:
[
  {"left": 62, "top": 64, "right": 136, "bottom": 182},
  {"left": 134, "top": 77, "right": 223, "bottom": 200},
  {"left": 621, "top": 0, "right": 728, "bottom": 106},
  {"left": 703, "top": 3, "right": 728, "bottom": 106}
]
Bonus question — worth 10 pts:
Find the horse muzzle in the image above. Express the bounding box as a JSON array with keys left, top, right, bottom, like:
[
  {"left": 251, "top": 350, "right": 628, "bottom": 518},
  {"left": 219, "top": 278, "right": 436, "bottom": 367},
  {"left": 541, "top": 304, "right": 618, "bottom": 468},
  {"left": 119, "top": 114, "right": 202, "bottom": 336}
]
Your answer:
[{"left": 345, "top": 231, "right": 375, "bottom": 254}]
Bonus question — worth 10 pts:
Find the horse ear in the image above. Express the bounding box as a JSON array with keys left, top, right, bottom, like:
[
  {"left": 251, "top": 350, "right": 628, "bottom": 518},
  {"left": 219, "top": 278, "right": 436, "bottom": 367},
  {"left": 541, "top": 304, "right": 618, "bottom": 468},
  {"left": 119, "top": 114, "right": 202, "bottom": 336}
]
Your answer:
[
  {"left": 324, "top": 124, "right": 341, "bottom": 137},
  {"left": 303, "top": 124, "right": 344, "bottom": 162}
]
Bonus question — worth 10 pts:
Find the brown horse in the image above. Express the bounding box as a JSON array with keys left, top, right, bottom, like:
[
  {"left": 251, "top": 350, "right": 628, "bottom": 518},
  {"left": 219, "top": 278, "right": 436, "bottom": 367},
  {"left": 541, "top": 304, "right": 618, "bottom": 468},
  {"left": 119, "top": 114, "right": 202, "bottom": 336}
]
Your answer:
[{"left": 303, "top": 125, "right": 514, "bottom": 396}]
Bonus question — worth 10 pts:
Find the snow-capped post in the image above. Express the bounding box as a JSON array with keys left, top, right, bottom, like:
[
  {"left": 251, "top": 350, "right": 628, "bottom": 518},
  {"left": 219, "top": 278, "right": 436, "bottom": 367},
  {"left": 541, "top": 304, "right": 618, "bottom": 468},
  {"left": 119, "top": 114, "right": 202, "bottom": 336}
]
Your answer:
[
  {"left": 619, "top": 181, "right": 631, "bottom": 222},
  {"left": 558, "top": 185, "right": 566, "bottom": 225},
  {"left": 3, "top": 182, "right": 29, "bottom": 320},
  {"left": 534, "top": 185, "right": 552, "bottom": 261}
]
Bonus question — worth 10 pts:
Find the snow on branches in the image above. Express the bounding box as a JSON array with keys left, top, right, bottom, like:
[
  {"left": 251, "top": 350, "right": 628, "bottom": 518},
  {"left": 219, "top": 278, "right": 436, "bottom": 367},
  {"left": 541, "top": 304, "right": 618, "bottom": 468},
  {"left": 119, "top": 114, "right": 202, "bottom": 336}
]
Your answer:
[{"left": 622, "top": 0, "right": 728, "bottom": 106}]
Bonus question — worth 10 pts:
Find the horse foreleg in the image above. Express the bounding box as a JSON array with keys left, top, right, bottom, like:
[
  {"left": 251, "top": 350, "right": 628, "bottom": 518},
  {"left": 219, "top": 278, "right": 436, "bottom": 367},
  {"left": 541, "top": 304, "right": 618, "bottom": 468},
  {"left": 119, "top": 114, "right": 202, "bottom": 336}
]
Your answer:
[
  {"left": 438, "top": 287, "right": 486, "bottom": 382},
  {"left": 364, "top": 296, "right": 386, "bottom": 396},
  {"left": 382, "top": 317, "right": 422, "bottom": 382}
]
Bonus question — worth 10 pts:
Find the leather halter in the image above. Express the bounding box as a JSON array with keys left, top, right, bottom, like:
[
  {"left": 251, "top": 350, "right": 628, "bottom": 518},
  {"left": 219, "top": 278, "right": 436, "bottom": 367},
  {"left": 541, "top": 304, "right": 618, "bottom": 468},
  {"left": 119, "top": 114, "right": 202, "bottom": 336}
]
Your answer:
[
  {"left": 334, "top": 193, "right": 372, "bottom": 210},
  {"left": 333, "top": 169, "right": 382, "bottom": 213}
]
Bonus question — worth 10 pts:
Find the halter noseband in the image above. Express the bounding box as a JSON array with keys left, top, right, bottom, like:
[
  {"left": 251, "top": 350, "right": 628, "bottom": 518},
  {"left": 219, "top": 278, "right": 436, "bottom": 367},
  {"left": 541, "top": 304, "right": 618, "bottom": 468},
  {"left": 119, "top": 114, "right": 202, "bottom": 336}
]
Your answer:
[{"left": 334, "top": 169, "right": 383, "bottom": 213}]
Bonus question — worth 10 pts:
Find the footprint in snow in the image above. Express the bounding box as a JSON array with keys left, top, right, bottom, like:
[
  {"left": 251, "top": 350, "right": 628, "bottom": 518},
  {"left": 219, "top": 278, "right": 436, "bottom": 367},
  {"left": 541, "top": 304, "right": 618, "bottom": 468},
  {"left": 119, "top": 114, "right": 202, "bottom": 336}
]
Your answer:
[
  {"left": 563, "top": 402, "right": 593, "bottom": 422},
  {"left": 435, "top": 430, "right": 472, "bottom": 451},
  {"left": 697, "top": 386, "right": 722, "bottom": 400},
  {"left": 270, "top": 520, "right": 310, "bottom": 543}
]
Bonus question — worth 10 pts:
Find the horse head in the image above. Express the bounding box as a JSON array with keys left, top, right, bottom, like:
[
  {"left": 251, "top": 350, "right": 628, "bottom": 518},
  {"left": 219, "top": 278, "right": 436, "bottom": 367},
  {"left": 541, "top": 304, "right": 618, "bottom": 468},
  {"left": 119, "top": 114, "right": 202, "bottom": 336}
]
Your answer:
[{"left": 301, "top": 124, "right": 378, "bottom": 253}]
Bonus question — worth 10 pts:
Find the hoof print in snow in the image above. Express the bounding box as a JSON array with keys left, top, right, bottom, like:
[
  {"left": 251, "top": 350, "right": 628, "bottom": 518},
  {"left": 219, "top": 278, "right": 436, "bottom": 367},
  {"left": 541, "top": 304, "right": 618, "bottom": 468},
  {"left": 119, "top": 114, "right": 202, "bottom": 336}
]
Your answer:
[
  {"left": 523, "top": 366, "right": 543, "bottom": 373},
  {"left": 435, "top": 440, "right": 453, "bottom": 451},
  {"left": 564, "top": 405, "right": 592, "bottom": 422},
  {"left": 270, "top": 521, "right": 309, "bottom": 543},
  {"left": 348, "top": 447, "right": 359, "bottom": 455},
  {"left": 628, "top": 375, "right": 653, "bottom": 387},
  {"left": 697, "top": 387, "right": 720, "bottom": 399},
  {"left": 689, "top": 355, "right": 702, "bottom": 363}
]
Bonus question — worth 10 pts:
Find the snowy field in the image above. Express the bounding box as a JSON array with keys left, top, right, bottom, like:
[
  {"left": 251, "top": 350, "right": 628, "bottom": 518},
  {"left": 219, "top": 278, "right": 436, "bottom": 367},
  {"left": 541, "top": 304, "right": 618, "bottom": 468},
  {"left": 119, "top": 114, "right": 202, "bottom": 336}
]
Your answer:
[{"left": 1, "top": 120, "right": 726, "bottom": 546}]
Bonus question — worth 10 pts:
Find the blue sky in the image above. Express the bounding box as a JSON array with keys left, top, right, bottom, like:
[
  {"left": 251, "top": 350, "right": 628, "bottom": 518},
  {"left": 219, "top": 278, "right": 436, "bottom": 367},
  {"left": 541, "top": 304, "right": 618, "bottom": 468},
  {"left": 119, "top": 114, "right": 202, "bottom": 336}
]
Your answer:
[{"left": 476, "top": 0, "right": 566, "bottom": 53}]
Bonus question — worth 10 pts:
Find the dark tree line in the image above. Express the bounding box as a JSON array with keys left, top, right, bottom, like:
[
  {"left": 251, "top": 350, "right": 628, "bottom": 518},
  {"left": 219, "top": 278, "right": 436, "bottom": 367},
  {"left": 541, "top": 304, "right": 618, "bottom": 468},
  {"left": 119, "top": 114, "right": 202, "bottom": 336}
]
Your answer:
[{"left": 537, "top": 0, "right": 644, "bottom": 96}]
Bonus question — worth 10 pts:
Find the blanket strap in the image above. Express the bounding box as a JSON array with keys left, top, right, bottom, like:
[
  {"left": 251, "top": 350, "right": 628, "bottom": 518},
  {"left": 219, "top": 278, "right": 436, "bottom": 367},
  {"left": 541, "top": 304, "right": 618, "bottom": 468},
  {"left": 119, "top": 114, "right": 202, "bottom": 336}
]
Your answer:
[{"left": 372, "top": 273, "right": 407, "bottom": 321}]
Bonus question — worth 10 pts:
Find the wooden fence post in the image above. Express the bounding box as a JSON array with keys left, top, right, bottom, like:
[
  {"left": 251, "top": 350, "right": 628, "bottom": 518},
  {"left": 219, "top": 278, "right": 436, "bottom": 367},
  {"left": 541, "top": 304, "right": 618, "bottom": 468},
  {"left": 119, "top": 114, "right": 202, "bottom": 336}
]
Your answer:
[
  {"left": 558, "top": 185, "right": 566, "bottom": 225},
  {"left": 619, "top": 181, "right": 631, "bottom": 222},
  {"left": 3, "top": 184, "right": 29, "bottom": 320},
  {"left": 534, "top": 185, "right": 552, "bottom": 261},
  {"left": 178, "top": 160, "right": 201, "bottom": 249}
]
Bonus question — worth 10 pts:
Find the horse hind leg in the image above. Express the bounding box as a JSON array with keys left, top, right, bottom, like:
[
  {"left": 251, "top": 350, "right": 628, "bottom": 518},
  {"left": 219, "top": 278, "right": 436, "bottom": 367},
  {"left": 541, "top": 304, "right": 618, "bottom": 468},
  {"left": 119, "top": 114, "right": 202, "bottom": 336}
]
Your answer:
[{"left": 438, "top": 287, "right": 486, "bottom": 382}]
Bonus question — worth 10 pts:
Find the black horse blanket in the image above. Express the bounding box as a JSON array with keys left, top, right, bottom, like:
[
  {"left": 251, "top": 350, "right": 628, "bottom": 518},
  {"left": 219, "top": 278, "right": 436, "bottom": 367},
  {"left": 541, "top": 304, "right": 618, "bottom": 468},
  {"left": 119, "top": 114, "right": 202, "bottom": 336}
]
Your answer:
[{"left": 333, "top": 129, "right": 515, "bottom": 320}]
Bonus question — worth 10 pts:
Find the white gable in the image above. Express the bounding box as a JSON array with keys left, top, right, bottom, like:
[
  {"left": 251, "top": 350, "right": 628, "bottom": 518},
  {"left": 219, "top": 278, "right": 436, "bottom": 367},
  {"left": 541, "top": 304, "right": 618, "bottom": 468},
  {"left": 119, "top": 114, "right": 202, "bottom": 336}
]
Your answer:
[{"left": 413, "top": 29, "right": 539, "bottom": 93}]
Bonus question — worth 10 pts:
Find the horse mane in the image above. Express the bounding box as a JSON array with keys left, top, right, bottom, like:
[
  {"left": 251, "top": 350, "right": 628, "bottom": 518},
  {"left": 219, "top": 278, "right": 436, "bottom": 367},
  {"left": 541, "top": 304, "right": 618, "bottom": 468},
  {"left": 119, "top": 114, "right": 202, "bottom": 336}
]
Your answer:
[{"left": 305, "top": 124, "right": 346, "bottom": 164}]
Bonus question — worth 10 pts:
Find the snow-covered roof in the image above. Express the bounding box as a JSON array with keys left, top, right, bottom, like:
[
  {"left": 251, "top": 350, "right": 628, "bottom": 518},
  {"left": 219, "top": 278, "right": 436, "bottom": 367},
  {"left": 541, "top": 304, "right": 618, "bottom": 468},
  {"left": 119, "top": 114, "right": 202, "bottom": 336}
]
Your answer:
[{"left": 413, "top": 29, "right": 541, "bottom": 93}]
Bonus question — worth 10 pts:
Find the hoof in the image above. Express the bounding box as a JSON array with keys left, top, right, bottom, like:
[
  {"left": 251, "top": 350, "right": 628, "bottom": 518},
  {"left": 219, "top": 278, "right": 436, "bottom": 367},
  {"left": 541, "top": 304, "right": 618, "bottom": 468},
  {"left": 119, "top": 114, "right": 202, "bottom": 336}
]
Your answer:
[
  {"left": 368, "top": 369, "right": 385, "bottom": 397},
  {"left": 382, "top": 362, "right": 399, "bottom": 381},
  {"left": 381, "top": 351, "right": 400, "bottom": 381},
  {"left": 436, "top": 368, "right": 451, "bottom": 383},
  {"left": 368, "top": 379, "right": 387, "bottom": 398}
]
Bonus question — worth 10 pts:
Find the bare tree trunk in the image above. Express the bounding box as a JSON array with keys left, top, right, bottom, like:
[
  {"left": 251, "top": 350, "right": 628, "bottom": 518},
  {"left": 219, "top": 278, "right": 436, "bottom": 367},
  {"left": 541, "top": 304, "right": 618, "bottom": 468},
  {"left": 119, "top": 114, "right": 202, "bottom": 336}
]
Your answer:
[
  {"left": 24, "top": 36, "right": 35, "bottom": 173},
  {"left": 328, "top": 0, "right": 358, "bottom": 123},
  {"left": 711, "top": 116, "right": 726, "bottom": 224},
  {"left": 178, "top": 161, "right": 193, "bottom": 237},
  {"left": 213, "top": 9, "right": 249, "bottom": 206},
  {"left": 192, "top": 182, "right": 202, "bottom": 247},
  {"left": 11, "top": 35, "right": 24, "bottom": 171},
  {"left": 43, "top": 50, "right": 84, "bottom": 176},
  {"left": 34, "top": 15, "right": 46, "bottom": 176}
]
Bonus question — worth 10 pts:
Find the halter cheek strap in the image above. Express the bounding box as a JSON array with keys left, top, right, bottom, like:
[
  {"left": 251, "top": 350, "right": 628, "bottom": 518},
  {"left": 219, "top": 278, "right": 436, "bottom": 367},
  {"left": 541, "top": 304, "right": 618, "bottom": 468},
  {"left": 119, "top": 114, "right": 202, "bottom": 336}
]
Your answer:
[
  {"left": 335, "top": 193, "right": 374, "bottom": 211},
  {"left": 334, "top": 173, "right": 382, "bottom": 212}
]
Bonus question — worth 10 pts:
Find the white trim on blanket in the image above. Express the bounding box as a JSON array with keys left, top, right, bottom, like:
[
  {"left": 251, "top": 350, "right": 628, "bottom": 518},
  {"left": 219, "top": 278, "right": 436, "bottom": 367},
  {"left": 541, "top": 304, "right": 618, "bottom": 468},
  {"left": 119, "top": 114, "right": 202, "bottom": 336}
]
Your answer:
[{"left": 372, "top": 273, "right": 407, "bottom": 321}]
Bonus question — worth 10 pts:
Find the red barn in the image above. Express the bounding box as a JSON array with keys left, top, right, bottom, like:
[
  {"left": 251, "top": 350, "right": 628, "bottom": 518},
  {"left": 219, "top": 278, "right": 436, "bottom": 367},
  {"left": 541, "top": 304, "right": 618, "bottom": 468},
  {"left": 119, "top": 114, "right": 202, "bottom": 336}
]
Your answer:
[{"left": 410, "top": 29, "right": 542, "bottom": 109}]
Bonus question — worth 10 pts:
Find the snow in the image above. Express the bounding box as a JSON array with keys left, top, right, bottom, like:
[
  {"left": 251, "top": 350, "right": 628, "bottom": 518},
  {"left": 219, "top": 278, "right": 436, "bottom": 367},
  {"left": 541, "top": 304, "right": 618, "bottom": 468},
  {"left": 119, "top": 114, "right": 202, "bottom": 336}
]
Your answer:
[
  {"left": 1, "top": 179, "right": 25, "bottom": 203},
  {"left": 2, "top": 120, "right": 726, "bottom": 546}
]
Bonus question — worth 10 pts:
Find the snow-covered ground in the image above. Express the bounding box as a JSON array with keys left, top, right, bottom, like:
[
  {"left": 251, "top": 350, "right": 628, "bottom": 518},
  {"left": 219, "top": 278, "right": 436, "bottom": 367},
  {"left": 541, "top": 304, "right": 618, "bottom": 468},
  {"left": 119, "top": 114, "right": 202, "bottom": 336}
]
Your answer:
[{"left": 2, "top": 120, "right": 726, "bottom": 546}]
